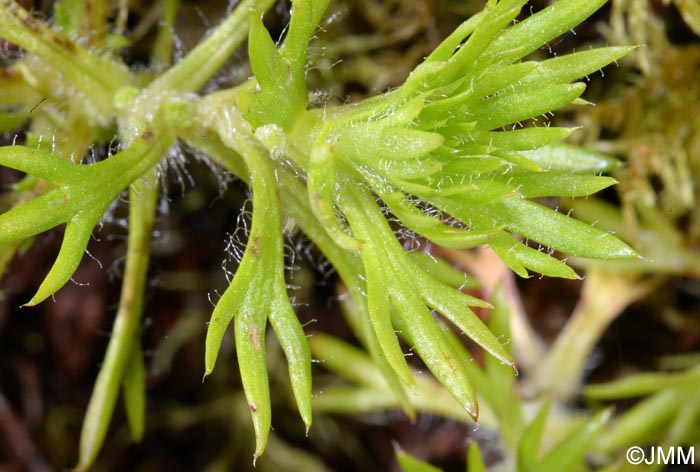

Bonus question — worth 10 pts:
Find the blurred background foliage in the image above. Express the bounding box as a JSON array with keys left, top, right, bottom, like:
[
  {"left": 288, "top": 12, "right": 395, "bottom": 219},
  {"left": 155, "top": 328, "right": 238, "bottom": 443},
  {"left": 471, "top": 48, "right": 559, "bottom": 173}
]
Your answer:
[{"left": 1, "top": 0, "right": 700, "bottom": 470}]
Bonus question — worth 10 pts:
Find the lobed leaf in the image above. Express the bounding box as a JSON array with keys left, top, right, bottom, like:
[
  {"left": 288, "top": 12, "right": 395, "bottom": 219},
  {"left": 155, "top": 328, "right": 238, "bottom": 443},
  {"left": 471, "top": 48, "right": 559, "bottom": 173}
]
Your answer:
[
  {"left": 342, "top": 185, "right": 487, "bottom": 419},
  {"left": 336, "top": 282, "right": 418, "bottom": 419},
  {"left": 242, "top": 0, "right": 330, "bottom": 129},
  {"left": 269, "top": 164, "right": 417, "bottom": 417},
  {"left": 268, "top": 157, "right": 418, "bottom": 418},
  {"left": 1, "top": 130, "right": 173, "bottom": 304},
  {"left": 416, "top": 271, "right": 518, "bottom": 368},
  {"left": 343, "top": 197, "right": 417, "bottom": 388},
  {"left": 390, "top": 286, "right": 479, "bottom": 421},
  {"left": 206, "top": 116, "right": 317, "bottom": 457}
]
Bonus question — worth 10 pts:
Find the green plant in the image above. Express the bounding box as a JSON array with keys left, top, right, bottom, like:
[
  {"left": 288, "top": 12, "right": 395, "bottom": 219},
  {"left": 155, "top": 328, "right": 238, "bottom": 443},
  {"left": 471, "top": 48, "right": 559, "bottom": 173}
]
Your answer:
[
  {"left": 0, "top": 0, "right": 637, "bottom": 469},
  {"left": 313, "top": 282, "right": 613, "bottom": 471}
]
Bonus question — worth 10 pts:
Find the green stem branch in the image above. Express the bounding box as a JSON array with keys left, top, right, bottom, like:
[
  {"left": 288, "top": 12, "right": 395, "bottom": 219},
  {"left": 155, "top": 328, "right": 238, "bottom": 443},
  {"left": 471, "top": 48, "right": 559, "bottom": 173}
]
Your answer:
[
  {"left": 149, "top": 0, "right": 275, "bottom": 93},
  {"left": 76, "top": 171, "right": 158, "bottom": 472}
]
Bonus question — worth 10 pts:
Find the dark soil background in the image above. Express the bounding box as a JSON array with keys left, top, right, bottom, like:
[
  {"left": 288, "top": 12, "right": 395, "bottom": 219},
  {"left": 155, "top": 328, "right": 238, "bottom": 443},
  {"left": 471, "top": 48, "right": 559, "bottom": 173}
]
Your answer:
[{"left": 2, "top": 1, "right": 700, "bottom": 471}]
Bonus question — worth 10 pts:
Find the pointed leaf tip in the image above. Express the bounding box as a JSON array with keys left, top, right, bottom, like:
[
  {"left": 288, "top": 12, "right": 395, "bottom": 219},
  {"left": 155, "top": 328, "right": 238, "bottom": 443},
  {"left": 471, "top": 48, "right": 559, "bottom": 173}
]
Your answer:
[
  {"left": 23, "top": 297, "right": 41, "bottom": 308},
  {"left": 468, "top": 403, "right": 479, "bottom": 423}
]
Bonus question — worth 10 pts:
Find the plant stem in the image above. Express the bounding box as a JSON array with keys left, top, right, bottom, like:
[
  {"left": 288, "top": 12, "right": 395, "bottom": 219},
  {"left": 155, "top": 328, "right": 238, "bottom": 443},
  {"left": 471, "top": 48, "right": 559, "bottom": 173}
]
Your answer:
[
  {"left": 0, "top": 0, "right": 128, "bottom": 121},
  {"left": 149, "top": 0, "right": 275, "bottom": 94},
  {"left": 76, "top": 170, "right": 158, "bottom": 472},
  {"left": 527, "top": 269, "right": 657, "bottom": 399},
  {"left": 151, "top": 0, "right": 180, "bottom": 72}
]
